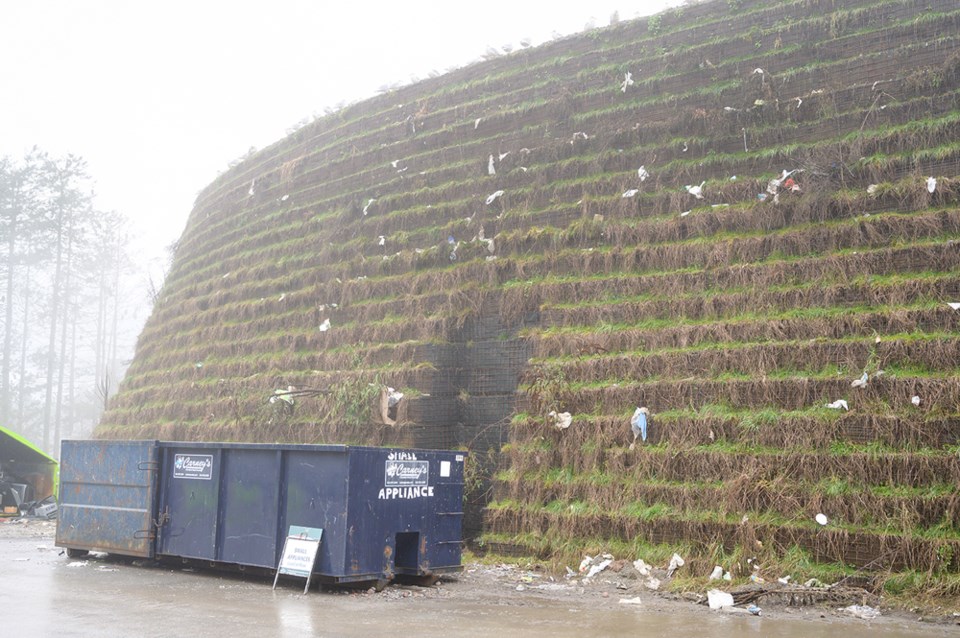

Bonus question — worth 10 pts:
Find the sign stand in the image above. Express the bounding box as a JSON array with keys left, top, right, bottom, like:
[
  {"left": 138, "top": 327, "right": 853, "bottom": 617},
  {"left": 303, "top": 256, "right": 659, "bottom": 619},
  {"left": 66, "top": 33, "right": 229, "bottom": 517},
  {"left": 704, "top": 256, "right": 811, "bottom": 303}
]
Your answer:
[{"left": 273, "top": 526, "right": 323, "bottom": 594}]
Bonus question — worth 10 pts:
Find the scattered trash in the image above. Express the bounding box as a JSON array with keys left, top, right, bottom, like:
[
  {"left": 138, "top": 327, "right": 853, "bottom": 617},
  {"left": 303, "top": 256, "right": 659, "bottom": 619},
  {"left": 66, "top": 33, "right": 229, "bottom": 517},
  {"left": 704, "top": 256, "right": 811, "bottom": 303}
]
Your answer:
[
  {"left": 319, "top": 318, "right": 331, "bottom": 332},
  {"left": 709, "top": 565, "right": 724, "bottom": 580},
  {"left": 842, "top": 605, "right": 881, "bottom": 620},
  {"left": 622, "top": 189, "right": 639, "bottom": 198},
  {"left": 270, "top": 388, "right": 295, "bottom": 406},
  {"left": 280, "top": 194, "right": 289, "bottom": 202},
  {"left": 707, "top": 589, "right": 734, "bottom": 610},
  {"left": 619, "top": 597, "right": 643, "bottom": 605},
  {"left": 488, "top": 154, "right": 496, "bottom": 175},
  {"left": 753, "top": 68, "right": 764, "bottom": 75},
  {"left": 927, "top": 177, "right": 937, "bottom": 194},
  {"left": 499, "top": 152, "right": 510, "bottom": 161},
  {"left": 378, "top": 235, "right": 386, "bottom": 247},
  {"left": 947, "top": 302, "right": 960, "bottom": 310},
  {"left": 638, "top": 166, "right": 649, "bottom": 182},
  {"left": 362, "top": 198, "right": 375, "bottom": 215},
  {"left": 620, "top": 71, "right": 634, "bottom": 93},
  {"left": 685, "top": 181, "right": 705, "bottom": 199},
  {"left": 485, "top": 190, "right": 504, "bottom": 205},
  {"left": 804, "top": 578, "right": 827, "bottom": 588},
  {"left": 777, "top": 575, "right": 792, "bottom": 585},
  {"left": 749, "top": 574, "right": 765, "bottom": 583},
  {"left": 549, "top": 411, "right": 572, "bottom": 430},
  {"left": 645, "top": 577, "right": 661, "bottom": 591},
  {"left": 747, "top": 604, "right": 762, "bottom": 616},
  {"left": 825, "top": 399, "right": 849, "bottom": 410},
  {"left": 516, "top": 584, "right": 525, "bottom": 592},
  {"left": 571, "top": 131, "right": 590, "bottom": 142},
  {"left": 851, "top": 371, "right": 868, "bottom": 388},
  {"left": 633, "top": 559, "right": 651, "bottom": 576},
  {"left": 667, "top": 553, "right": 685, "bottom": 577},
  {"left": 66, "top": 561, "right": 89, "bottom": 568},
  {"left": 474, "top": 118, "right": 482, "bottom": 129},
  {"left": 795, "top": 97, "right": 803, "bottom": 109},
  {"left": 867, "top": 184, "right": 878, "bottom": 195},
  {"left": 248, "top": 180, "right": 256, "bottom": 196},
  {"left": 579, "top": 556, "right": 592, "bottom": 573},
  {"left": 754, "top": 99, "right": 766, "bottom": 107},
  {"left": 912, "top": 395, "right": 921, "bottom": 406},
  {"left": 585, "top": 556, "right": 613, "bottom": 579},
  {"left": 723, "top": 571, "right": 732, "bottom": 581},
  {"left": 815, "top": 513, "right": 828, "bottom": 526},
  {"left": 680, "top": 210, "right": 691, "bottom": 217},
  {"left": 629, "top": 407, "right": 650, "bottom": 449}
]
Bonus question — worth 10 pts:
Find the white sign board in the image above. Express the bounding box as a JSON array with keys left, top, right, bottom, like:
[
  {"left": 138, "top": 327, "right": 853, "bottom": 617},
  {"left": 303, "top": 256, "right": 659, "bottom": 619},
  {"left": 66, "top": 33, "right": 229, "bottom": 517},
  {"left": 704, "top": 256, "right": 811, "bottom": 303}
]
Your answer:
[{"left": 273, "top": 527, "right": 322, "bottom": 594}]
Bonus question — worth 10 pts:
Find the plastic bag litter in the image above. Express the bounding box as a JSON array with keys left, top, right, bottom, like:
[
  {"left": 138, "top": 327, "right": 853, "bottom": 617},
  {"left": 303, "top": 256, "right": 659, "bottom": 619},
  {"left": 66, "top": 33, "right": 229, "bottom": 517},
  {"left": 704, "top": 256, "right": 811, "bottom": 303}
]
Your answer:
[
  {"left": 753, "top": 68, "right": 764, "bottom": 75},
  {"left": 667, "top": 553, "right": 685, "bottom": 577},
  {"left": 549, "top": 411, "right": 572, "bottom": 430},
  {"left": 579, "top": 556, "right": 592, "bottom": 573},
  {"left": 633, "top": 559, "right": 651, "bottom": 576},
  {"left": 927, "top": 176, "right": 937, "bottom": 193},
  {"left": 378, "top": 235, "right": 385, "bottom": 247},
  {"left": 842, "top": 605, "right": 881, "bottom": 620},
  {"left": 630, "top": 407, "right": 649, "bottom": 443},
  {"left": 362, "top": 198, "right": 375, "bottom": 215},
  {"left": 867, "top": 184, "right": 878, "bottom": 195},
  {"left": 488, "top": 154, "right": 496, "bottom": 175},
  {"left": 680, "top": 210, "right": 691, "bottom": 217},
  {"left": 747, "top": 604, "right": 762, "bottom": 616},
  {"left": 777, "top": 575, "right": 792, "bottom": 584},
  {"left": 485, "top": 190, "right": 504, "bottom": 205},
  {"left": 815, "top": 513, "right": 828, "bottom": 526},
  {"left": 825, "top": 399, "right": 848, "bottom": 410},
  {"left": 248, "top": 180, "right": 256, "bottom": 196},
  {"left": 851, "top": 371, "right": 868, "bottom": 388},
  {"left": 499, "top": 152, "right": 510, "bottom": 161},
  {"left": 571, "top": 131, "right": 590, "bottom": 142},
  {"left": 645, "top": 577, "right": 661, "bottom": 591},
  {"left": 474, "top": 118, "right": 482, "bottom": 129},
  {"left": 586, "top": 558, "right": 613, "bottom": 579},
  {"left": 319, "top": 318, "right": 331, "bottom": 332},
  {"left": 709, "top": 566, "right": 724, "bottom": 580},
  {"left": 386, "top": 387, "right": 404, "bottom": 407},
  {"left": 707, "top": 589, "right": 734, "bottom": 610},
  {"left": 947, "top": 302, "right": 960, "bottom": 310},
  {"left": 622, "top": 189, "right": 639, "bottom": 198},
  {"left": 620, "top": 71, "right": 634, "bottom": 92},
  {"left": 912, "top": 395, "right": 921, "bottom": 406},
  {"left": 619, "top": 597, "right": 643, "bottom": 605},
  {"left": 685, "top": 181, "right": 705, "bottom": 199},
  {"left": 66, "top": 561, "right": 89, "bottom": 568},
  {"left": 638, "top": 166, "right": 649, "bottom": 182}
]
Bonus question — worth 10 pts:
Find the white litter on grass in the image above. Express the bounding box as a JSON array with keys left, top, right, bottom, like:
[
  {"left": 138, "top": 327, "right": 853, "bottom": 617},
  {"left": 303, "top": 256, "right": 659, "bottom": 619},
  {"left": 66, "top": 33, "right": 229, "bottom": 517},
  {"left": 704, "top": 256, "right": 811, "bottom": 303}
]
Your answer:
[
  {"left": 633, "top": 559, "right": 651, "bottom": 576},
  {"left": 645, "top": 578, "right": 661, "bottom": 591},
  {"left": 391, "top": 160, "right": 400, "bottom": 168},
  {"left": 867, "top": 184, "right": 878, "bottom": 195},
  {"left": 622, "top": 189, "right": 639, "bottom": 198},
  {"left": 248, "top": 180, "right": 256, "bottom": 196},
  {"left": 620, "top": 71, "right": 634, "bottom": 92},
  {"left": 619, "top": 597, "right": 643, "bottom": 605},
  {"left": 795, "top": 97, "right": 803, "bottom": 109},
  {"left": 319, "top": 319, "right": 331, "bottom": 332},
  {"left": 667, "top": 553, "right": 685, "bottom": 577},
  {"left": 488, "top": 154, "right": 496, "bottom": 175},
  {"left": 709, "top": 566, "right": 724, "bottom": 580},
  {"left": 927, "top": 176, "right": 937, "bottom": 193},
  {"left": 572, "top": 131, "right": 590, "bottom": 142},
  {"left": 680, "top": 210, "right": 691, "bottom": 217},
  {"left": 777, "top": 575, "right": 792, "bottom": 585},
  {"left": 851, "top": 371, "right": 869, "bottom": 388},
  {"left": 947, "top": 302, "right": 960, "bottom": 310},
  {"left": 499, "top": 152, "right": 510, "bottom": 161},
  {"left": 549, "top": 410, "right": 572, "bottom": 430},
  {"left": 280, "top": 194, "right": 289, "bottom": 202},
  {"left": 485, "top": 190, "right": 504, "bottom": 205},
  {"left": 377, "top": 235, "right": 385, "bottom": 247},
  {"left": 363, "top": 198, "right": 375, "bottom": 215},
  {"left": 825, "top": 399, "right": 849, "bottom": 410},
  {"left": 685, "top": 181, "right": 705, "bottom": 199},
  {"left": 753, "top": 67, "right": 764, "bottom": 75},
  {"left": 912, "top": 395, "right": 921, "bottom": 406},
  {"left": 815, "top": 513, "right": 829, "bottom": 526},
  {"left": 474, "top": 118, "right": 482, "bottom": 129},
  {"left": 843, "top": 605, "right": 881, "bottom": 620},
  {"left": 66, "top": 561, "right": 89, "bottom": 568},
  {"left": 579, "top": 556, "right": 592, "bottom": 573},
  {"left": 707, "top": 589, "right": 734, "bottom": 610},
  {"left": 638, "top": 166, "right": 649, "bottom": 182},
  {"left": 585, "top": 558, "right": 613, "bottom": 579}
]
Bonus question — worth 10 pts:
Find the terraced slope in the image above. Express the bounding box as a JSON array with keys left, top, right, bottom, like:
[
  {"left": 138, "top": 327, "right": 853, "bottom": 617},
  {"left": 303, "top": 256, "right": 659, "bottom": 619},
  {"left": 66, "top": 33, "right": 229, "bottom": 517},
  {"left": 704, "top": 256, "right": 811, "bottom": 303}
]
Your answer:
[{"left": 100, "top": 0, "right": 960, "bottom": 584}]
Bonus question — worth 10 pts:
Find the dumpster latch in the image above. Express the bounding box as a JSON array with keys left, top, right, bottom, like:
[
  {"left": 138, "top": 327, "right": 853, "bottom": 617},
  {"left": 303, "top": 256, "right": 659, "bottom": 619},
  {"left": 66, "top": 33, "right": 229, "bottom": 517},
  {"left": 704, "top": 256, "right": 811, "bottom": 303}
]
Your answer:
[{"left": 137, "top": 460, "right": 159, "bottom": 472}]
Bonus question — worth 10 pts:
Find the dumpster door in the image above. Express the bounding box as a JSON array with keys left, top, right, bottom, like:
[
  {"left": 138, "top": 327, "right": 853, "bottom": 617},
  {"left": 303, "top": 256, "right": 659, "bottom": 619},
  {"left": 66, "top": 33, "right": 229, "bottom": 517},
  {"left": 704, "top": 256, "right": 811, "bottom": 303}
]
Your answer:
[{"left": 56, "top": 440, "right": 159, "bottom": 558}]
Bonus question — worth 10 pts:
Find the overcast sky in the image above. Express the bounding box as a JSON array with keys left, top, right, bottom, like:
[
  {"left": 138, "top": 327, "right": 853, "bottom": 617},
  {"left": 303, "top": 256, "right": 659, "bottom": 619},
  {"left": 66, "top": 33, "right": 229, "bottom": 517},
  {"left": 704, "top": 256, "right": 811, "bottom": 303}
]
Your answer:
[{"left": 1, "top": 0, "right": 678, "bottom": 278}]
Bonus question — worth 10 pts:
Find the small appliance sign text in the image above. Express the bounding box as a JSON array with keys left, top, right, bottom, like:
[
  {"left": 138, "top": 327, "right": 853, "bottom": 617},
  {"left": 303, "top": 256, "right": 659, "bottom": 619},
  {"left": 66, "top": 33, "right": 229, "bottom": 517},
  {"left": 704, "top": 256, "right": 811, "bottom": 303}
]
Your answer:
[{"left": 173, "top": 454, "right": 213, "bottom": 480}]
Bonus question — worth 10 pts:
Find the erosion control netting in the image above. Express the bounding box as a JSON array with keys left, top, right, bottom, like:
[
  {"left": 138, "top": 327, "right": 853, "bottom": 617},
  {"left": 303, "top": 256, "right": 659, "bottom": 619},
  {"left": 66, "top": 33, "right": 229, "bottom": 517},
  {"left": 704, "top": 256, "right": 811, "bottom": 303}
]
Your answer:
[{"left": 100, "top": 0, "right": 960, "bottom": 578}]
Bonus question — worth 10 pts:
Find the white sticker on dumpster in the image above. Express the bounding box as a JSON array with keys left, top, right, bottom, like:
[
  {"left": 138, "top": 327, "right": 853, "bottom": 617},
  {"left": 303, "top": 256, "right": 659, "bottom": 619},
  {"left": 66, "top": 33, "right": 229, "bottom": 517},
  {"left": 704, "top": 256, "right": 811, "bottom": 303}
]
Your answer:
[
  {"left": 173, "top": 454, "right": 213, "bottom": 480},
  {"left": 440, "top": 461, "right": 451, "bottom": 477}
]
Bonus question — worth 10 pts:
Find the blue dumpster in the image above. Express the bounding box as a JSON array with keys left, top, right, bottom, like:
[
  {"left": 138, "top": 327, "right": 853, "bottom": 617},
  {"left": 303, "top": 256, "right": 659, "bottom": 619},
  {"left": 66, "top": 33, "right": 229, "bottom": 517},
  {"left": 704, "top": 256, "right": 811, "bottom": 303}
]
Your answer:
[{"left": 56, "top": 440, "right": 466, "bottom": 585}]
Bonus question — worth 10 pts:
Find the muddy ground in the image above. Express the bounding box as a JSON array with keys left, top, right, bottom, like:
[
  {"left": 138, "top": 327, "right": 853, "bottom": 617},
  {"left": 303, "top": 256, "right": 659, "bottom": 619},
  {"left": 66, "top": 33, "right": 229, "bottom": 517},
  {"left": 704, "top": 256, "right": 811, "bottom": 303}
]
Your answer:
[{"left": 1, "top": 517, "right": 957, "bottom": 637}]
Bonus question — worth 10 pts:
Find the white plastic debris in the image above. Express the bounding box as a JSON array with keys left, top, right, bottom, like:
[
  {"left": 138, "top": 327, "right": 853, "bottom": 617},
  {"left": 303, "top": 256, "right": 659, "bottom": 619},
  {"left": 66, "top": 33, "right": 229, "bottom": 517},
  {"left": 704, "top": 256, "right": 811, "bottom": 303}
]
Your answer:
[
  {"left": 753, "top": 68, "right": 764, "bottom": 75},
  {"left": 851, "top": 371, "right": 869, "bottom": 388},
  {"left": 667, "top": 553, "right": 685, "bottom": 577},
  {"left": 723, "top": 571, "right": 732, "bottom": 581},
  {"left": 377, "top": 235, "right": 385, "bottom": 247},
  {"left": 645, "top": 577, "right": 661, "bottom": 591},
  {"left": 66, "top": 561, "right": 89, "bottom": 568},
  {"left": 488, "top": 154, "right": 496, "bottom": 175},
  {"left": 549, "top": 410, "right": 572, "bottom": 430},
  {"left": 825, "top": 399, "right": 849, "bottom": 411},
  {"left": 579, "top": 556, "right": 592, "bottom": 573},
  {"left": 633, "top": 559, "right": 651, "bottom": 576},
  {"left": 709, "top": 565, "right": 724, "bottom": 580},
  {"left": 386, "top": 387, "right": 404, "bottom": 407},
  {"left": 747, "top": 604, "right": 762, "bottom": 616},
  {"left": 867, "top": 184, "right": 878, "bottom": 195},
  {"left": 248, "top": 180, "right": 256, "bottom": 196},
  {"left": 474, "top": 117, "right": 482, "bottom": 129},
  {"left": 280, "top": 194, "right": 289, "bottom": 202},
  {"left": 620, "top": 71, "right": 634, "bottom": 93},
  {"left": 630, "top": 407, "right": 649, "bottom": 447},
  {"left": 815, "top": 513, "right": 828, "bottom": 526},
  {"left": 777, "top": 575, "right": 792, "bottom": 585},
  {"left": 685, "top": 181, "right": 705, "bottom": 199},
  {"left": 499, "top": 152, "right": 510, "bottom": 161},
  {"left": 927, "top": 176, "right": 937, "bottom": 193},
  {"left": 363, "top": 198, "right": 375, "bottom": 215},
  {"left": 485, "top": 190, "right": 504, "bottom": 205},
  {"left": 911, "top": 395, "right": 921, "bottom": 406},
  {"left": 319, "top": 318, "right": 331, "bottom": 332},
  {"left": 622, "top": 189, "right": 639, "bottom": 198},
  {"left": 947, "top": 302, "right": 960, "bottom": 310},
  {"left": 619, "top": 597, "right": 643, "bottom": 605},
  {"left": 586, "top": 558, "right": 613, "bottom": 579},
  {"left": 843, "top": 605, "right": 881, "bottom": 620},
  {"left": 707, "top": 589, "right": 734, "bottom": 610},
  {"left": 680, "top": 210, "right": 691, "bottom": 217},
  {"left": 638, "top": 166, "right": 649, "bottom": 182}
]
